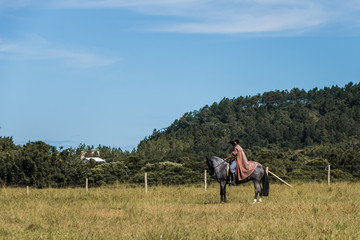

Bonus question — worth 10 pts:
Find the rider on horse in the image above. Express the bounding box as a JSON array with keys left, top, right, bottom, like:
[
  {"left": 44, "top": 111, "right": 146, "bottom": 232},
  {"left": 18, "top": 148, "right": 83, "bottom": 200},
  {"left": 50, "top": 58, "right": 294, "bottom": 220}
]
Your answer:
[{"left": 224, "top": 139, "right": 258, "bottom": 186}]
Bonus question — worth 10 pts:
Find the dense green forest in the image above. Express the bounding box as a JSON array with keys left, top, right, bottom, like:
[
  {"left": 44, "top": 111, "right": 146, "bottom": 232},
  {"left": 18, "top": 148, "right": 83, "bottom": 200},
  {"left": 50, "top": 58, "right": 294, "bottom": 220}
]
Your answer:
[{"left": 1, "top": 82, "right": 360, "bottom": 187}]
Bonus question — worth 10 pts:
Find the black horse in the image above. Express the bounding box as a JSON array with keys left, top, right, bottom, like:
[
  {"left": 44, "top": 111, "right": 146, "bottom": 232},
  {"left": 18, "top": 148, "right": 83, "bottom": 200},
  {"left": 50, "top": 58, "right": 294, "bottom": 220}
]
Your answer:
[{"left": 206, "top": 156, "right": 269, "bottom": 203}]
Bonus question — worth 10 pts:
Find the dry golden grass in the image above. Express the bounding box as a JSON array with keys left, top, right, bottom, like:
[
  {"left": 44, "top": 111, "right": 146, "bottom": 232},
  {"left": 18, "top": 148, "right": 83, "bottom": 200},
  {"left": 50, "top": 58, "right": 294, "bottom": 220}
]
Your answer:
[{"left": 0, "top": 182, "right": 359, "bottom": 239}]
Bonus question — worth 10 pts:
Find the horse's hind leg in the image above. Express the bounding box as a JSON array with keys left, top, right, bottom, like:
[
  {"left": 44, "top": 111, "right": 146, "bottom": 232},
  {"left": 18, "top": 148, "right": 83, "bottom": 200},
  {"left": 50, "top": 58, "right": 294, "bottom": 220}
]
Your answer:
[
  {"left": 259, "top": 180, "right": 263, "bottom": 202},
  {"left": 253, "top": 181, "right": 261, "bottom": 203}
]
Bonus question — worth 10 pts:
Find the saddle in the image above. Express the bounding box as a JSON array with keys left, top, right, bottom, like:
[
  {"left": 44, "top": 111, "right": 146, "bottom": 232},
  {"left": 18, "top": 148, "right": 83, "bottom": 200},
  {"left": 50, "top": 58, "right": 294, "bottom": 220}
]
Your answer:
[{"left": 226, "top": 163, "right": 230, "bottom": 177}]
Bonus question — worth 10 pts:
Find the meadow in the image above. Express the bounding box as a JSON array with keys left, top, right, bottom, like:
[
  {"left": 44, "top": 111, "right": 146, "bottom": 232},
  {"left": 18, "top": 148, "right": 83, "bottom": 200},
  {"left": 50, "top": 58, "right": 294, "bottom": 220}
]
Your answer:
[{"left": 0, "top": 182, "right": 359, "bottom": 239}]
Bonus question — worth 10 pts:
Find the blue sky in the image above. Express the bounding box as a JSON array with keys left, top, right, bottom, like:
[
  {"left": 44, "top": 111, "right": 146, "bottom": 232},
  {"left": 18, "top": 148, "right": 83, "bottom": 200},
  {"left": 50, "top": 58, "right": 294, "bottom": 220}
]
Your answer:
[{"left": 1, "top": 0, "right": 360, "bottom": 150}]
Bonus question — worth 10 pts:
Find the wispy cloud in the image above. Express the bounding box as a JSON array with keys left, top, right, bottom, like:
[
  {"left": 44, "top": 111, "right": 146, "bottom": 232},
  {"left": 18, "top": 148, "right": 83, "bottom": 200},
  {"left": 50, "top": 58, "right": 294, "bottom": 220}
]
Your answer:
[
  {"left": 0, "top": 41, "right": 17, "bottom": 52},
  {"left": 47, "top": 0, "right": 360, "bottom": 34},
  {"left": 51, "top": 0, "right": 198, "bottom": 9},
  {"left": 1, "top": 0, "right": 360, "bottom": 35},
  {"left": 35, "top": 48, "right": 120, "bottom": 68},
  {"left": 0, "top": 0, "right": 35, "bottom": 9},
  {"left": 0, "top": 36, "right": 120, "bottom": 68},
  {"left": 156, "top": 3, "right": 327, "bottom": 34},
  {"left": 2, "top": 47, "right": 121, "bottom": 69}
]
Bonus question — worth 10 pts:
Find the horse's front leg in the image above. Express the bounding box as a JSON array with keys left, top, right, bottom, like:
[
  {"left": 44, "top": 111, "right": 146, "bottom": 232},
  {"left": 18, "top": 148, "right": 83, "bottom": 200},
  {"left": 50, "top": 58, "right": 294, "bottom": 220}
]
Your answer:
[
  {"left": 220, "top": 183, "right": 223, "bottom": 202},
  {"left": 220, "top": 181, "right": 227, "bottom": 203}
]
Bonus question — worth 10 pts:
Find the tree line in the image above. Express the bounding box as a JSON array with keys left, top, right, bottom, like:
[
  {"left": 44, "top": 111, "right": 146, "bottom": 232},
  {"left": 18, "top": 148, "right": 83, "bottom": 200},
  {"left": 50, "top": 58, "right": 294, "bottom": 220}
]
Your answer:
[{"left": 1, "top": 82, "right": 360, "bottom": 187}]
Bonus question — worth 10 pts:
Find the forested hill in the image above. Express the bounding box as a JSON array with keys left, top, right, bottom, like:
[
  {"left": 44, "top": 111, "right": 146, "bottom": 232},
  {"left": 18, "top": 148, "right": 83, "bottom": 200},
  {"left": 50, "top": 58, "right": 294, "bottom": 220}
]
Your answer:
[
  {"left": 1, "top": 82, "right": 360, "bottom": 187},
  {"left": 137, "top": 82, "right": 360, "bottom": 160}
]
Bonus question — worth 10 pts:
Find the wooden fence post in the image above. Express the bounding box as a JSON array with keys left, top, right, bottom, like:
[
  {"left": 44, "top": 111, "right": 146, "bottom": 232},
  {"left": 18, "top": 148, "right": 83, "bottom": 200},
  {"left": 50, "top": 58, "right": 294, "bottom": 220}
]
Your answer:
[
  {"left": 26, "top": 186, "right": 29, "bottom": 196},
  {"left": 265, "top": 167, "right": 269, "bottom": 176},
  {"left": 145, "top": 172, "right": 148, "bottom": 193},
  {"left": 204, "top": 170, "right": 207, "bottom": 191},
  {"left": 85, "top": 178, "right": 88, "bottom": 193},
  {"left": 328, "top": 164, "right": 331, "bottom": 186}
]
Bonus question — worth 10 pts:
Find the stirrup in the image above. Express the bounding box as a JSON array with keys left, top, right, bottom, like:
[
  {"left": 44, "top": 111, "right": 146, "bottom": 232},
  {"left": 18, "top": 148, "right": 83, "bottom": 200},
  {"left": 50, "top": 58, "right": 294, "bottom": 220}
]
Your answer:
[{"left": 227, "top": 177, "right": 232, "bottom": 184}]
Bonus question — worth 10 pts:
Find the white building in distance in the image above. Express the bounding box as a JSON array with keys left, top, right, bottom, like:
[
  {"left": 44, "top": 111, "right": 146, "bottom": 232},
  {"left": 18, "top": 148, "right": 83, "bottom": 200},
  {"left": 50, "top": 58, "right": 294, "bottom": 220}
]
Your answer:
[{"left": 83, "top": 157, "right": 106, "bottom": 163}]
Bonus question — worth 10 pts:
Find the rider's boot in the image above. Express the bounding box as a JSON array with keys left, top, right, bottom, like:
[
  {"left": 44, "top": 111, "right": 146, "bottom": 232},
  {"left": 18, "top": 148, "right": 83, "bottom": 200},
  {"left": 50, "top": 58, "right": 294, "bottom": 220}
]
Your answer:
[{"left": 231, "top": 173, "right": 236, "bottom": 186}]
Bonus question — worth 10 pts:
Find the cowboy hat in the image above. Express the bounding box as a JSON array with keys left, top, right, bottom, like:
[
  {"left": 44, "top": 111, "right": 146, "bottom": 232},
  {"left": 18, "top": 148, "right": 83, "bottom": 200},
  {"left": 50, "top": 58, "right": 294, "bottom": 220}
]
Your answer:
[{"left": 228, "top": 139, "right": 239, "bottom": 144}]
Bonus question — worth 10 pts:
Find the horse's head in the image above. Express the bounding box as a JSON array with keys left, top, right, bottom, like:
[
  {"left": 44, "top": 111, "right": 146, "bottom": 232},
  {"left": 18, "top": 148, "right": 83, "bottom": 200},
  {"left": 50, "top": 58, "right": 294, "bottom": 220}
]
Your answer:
[{"left": 205, "top": 156, "right": 215, "bottom": 175}]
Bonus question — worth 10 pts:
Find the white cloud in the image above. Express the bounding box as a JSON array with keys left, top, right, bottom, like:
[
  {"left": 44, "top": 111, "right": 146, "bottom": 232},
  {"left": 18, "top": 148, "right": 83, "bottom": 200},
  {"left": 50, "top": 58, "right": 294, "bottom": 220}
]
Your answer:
[
  {"left": 51, "top": 0, "right": 199, "bottom": 9},
  {"left": 155, "top": 2, "right": 327, "bottom": 33},
  {"left": 0, "top": 36, "right": 120, "bottom": 68},
  {"left": 44, "top": 49, "right": 120, "bottom": 68},
  {"left": 1, "top": 0, "right": 360, "bottom": 35},
  {"left": 48, "top": 0, "right": 358, "bottom": 34},
  {"left": 0, "top": 42, "right": 17, "bottom": 52},
  {"left": 0, "top": 0, "right": 36, "bottom": 9}
]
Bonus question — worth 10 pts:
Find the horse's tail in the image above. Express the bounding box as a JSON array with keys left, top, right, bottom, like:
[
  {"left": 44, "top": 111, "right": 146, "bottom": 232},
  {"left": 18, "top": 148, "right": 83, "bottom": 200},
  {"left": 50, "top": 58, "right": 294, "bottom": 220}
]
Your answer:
[{"left": 262, "top": 166, "right": 270, "bottom": 196}]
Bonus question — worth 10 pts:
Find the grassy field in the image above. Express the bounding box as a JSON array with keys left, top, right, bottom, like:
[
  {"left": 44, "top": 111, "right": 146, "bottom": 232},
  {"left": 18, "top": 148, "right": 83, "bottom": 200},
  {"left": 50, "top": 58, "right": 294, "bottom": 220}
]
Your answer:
[{"left": 0, "top": 182, "right": 359, "bottom": 239}]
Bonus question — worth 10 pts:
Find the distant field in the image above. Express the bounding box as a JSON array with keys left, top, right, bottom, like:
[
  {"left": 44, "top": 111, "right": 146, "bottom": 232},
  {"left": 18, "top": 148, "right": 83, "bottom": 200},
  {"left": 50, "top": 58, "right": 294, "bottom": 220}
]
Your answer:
[{"left": 0, "top": 182, "right": 359, "bottom": 239}]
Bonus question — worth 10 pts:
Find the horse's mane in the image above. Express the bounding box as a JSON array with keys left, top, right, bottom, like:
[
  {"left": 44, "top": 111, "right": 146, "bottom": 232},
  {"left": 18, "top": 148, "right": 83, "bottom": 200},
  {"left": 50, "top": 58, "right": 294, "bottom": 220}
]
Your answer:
[{"left": 212, "top": 156, "right": 223, "bottom": 161}]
